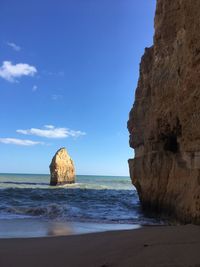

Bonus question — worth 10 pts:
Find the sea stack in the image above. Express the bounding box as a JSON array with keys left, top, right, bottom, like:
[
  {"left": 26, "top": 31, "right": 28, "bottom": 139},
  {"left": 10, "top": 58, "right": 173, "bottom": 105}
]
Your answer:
[
  {"left": 128, "top": 0, "right": 200, "bottom": 223},
  {"left": 49, "top": 147, "right": 75, "bottom": 186}
]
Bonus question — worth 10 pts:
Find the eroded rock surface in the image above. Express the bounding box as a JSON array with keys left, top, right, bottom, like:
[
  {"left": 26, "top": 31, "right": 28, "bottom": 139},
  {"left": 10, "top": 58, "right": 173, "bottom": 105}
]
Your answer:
[
  {"left": 128, "top": 0, "right": 200, "bottom": 223},
  {"left": 50, "top": 148, "right": 75, "bottom": 185}
]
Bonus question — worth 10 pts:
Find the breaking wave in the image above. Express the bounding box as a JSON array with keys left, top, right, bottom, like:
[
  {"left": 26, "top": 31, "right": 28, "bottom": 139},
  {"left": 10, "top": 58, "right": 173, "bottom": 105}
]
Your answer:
[{"left": 0, "top": 174, "right": 161, "bottom": 225}]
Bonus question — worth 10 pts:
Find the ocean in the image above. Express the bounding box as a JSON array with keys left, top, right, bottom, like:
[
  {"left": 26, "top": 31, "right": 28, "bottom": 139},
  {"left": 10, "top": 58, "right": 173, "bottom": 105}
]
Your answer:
[{"left": 0, "top": 174, "right": 160, "bottom": 238}]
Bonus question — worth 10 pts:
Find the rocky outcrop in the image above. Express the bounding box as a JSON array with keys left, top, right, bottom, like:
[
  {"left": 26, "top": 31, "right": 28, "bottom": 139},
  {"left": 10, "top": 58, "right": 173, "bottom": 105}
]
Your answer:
[
  {"left": 128, "top": 0, "right": 200, "bottom": 223},
  {"left": 49, "top": 148, "right": 75, "bottom": 185}
]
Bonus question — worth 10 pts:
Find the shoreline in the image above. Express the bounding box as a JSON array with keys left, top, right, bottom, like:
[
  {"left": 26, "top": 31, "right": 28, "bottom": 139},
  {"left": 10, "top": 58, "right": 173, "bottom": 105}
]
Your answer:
[
  {"left": 0, "top": 225, "right": 200, "bottom": 267},
  {"left": 0, "top": 218, "right": 141, "bottom": 238}
]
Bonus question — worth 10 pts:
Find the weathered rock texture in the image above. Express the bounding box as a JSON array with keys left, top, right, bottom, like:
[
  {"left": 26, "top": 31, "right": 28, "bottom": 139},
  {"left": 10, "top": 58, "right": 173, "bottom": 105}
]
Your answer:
[
  {"left": 49, "top": 148, "right": 75, "bottom": 186},
  {"left": 128, "top": 0, "right": 200, "bottom": 223}
]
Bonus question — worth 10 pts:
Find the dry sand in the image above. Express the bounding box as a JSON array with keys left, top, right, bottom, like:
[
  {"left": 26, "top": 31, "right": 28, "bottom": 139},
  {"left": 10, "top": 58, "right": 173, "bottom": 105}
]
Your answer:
[{"left": 0, "top": 225, "right": 200, "bottom": 267}]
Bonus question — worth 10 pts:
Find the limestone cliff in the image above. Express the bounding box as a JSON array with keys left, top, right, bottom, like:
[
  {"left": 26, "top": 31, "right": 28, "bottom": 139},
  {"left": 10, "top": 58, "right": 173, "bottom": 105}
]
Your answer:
[
  {"left": 128, "top": 0, "right": 200, "bottom": 223},
  {"left": 50, "top": 148, "right": 75, "bottom": 185}
]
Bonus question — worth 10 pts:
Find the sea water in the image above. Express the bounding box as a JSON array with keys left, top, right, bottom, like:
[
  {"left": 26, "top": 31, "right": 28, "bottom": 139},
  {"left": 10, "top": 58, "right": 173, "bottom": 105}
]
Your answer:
[{"left": 0, "top": 174, "right": 160, "bottom": 238}]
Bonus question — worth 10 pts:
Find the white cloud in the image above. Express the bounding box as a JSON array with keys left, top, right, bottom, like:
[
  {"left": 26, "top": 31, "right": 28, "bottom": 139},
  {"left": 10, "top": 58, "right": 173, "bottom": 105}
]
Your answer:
[
  {"left": 32, "top": 85, "right": 38, "bottom": 92},
  {"left": 7, "top": 42, "right": 21, "bottom": 51},
  {"left": 17, "top": 125, "right": 86, "bottom": 139},
  {"left": 44, "top": 125, "right": 54, "bottom": 129},
  {"left": 0, "top": 61, "right": 37, "bottom": 82},
  {"left": 0, "top": 138, "right": 43, "bottom": 146}
]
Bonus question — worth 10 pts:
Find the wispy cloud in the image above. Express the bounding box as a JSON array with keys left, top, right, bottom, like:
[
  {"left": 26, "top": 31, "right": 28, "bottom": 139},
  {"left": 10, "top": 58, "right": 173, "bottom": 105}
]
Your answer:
[
  {"left": 42, "top": 70, "right": 64, "bottom": 77},
  {"left": 7, "top": 42, "right": 21, "bottom": 51},
  {"left": 32, "top": 85, "right": 38, "bottom": 92},
  {"left": 17, "top": 125, "right": 86, "bottom": 139},
  {"left": 0, "top": 61, "right": 37, "bottom": 82},
  {"left": 51, "top": 94, "right": 63, "bottom": 101},
  {"left": 0, "top": 138, "right": 43, "bottom": 146}
]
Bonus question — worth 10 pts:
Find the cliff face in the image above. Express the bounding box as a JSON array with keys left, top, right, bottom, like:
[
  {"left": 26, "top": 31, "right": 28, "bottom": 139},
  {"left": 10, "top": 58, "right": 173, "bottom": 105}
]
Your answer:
[
  {"left": 128, "top": 0, "right": 200, "bottom": 223},
  {"left": 50, "top": 148, "right": 75, "bottom": 185}
]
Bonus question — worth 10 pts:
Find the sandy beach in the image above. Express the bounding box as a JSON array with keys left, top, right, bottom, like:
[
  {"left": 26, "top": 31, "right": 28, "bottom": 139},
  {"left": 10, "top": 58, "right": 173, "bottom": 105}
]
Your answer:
[{"left": 0, "top": 225, "right": 200, "bottom": 267}]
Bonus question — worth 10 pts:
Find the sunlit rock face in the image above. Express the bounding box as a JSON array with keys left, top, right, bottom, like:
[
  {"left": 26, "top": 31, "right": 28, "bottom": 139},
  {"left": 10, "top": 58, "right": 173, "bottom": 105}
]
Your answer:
[
  {"left": 128, "top": 0, "right": 200, "bottom": 223},
  {"left": 50, "top": 148, "right": 75, "bottom": 185}
]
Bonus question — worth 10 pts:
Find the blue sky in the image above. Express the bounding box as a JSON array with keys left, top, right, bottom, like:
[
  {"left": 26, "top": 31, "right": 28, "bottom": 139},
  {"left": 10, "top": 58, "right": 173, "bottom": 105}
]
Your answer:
[{"left": 0, "top": 0, "right": 156, "bottom": 175}]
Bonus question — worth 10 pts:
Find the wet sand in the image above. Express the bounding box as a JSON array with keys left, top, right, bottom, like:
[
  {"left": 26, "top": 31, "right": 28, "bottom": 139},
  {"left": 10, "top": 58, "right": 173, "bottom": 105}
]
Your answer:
[
  {"left": 0, "top": 225, "right": 200, "bottom": 267},
  {"left": 0, "top": 218, "right": 139, "bottom": 238}
]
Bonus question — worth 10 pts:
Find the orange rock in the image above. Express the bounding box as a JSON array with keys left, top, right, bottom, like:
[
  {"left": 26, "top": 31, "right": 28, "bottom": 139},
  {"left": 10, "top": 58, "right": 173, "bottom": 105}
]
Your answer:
[
  {"left": 50, "top": 148, "right": 75, "bottom": 185},
  {"left": 128, "top": 0, "right": 200, "bottom": 223}
]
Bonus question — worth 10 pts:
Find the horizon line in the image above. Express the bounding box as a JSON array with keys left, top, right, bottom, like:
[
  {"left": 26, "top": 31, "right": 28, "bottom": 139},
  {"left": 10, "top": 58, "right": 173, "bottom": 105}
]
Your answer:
[{"left": 0, "top": 172, "right": 130, "bottom": 178}]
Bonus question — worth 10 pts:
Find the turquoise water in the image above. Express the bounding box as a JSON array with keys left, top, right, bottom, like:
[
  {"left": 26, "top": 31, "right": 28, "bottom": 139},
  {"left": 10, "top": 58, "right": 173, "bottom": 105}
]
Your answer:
[
  {"left": 0, "top": 173, "right": 134, "bottom": 190},
  {"left": 0, "top": 174, "right": 159, "bottom": 237}
]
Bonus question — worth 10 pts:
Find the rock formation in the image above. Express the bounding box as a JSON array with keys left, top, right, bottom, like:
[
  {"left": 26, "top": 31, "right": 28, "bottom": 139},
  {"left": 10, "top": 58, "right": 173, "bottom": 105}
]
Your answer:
[
  {"left": 128, "top": 0, "right": 200, "bottom": 223},
  {"left": 49, "top": 148, "right": 75, "bottom": 185}
]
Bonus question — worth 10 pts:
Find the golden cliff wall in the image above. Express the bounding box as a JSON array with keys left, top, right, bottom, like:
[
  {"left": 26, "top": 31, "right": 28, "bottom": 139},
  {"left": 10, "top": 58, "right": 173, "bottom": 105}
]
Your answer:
[{"left": 128, "top": 0, "right": 200, "bottom": 223}]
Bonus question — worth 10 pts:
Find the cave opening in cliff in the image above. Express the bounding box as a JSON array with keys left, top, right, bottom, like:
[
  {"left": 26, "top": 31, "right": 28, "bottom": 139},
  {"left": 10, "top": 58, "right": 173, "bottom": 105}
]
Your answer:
[{"left": 164, "top": 133, "right": 178, "bottom": 153}]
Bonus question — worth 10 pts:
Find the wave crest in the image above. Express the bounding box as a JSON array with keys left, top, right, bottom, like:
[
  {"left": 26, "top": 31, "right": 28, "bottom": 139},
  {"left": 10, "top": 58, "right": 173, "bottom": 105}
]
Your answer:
[{"left": 5, "top": 203, "right": 65, "bottom": 219}]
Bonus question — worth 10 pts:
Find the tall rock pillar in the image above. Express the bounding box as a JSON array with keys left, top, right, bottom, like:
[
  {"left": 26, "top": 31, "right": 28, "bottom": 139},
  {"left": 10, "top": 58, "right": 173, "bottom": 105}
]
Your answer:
[{"left": 50, "top": 147, "right": 75, "bottom": 185}]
